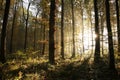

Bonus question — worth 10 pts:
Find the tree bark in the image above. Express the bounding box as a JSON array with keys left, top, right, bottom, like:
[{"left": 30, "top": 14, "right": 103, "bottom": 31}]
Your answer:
[
  {"left": 22, "top": 1, "right": 31, "bottom": 52},
  {"left": 42, "top": 24, "right": 46, "bottom": 55},
  {"left": 0, "top": 0, "right": 10, "bottom": 63},
  {"left": 94, "top": 0, "right": 100, "bottom": 62},
  {"left": 61, "top": 0, "right": 64, "bottom": 59},
  {"left": 81, "top": 5, "right": 84, "bottom": 54},
  {"left": 115, "top": 0, "right": 120, "bottom": 53},
  {"left": 105, "top": 0, "right": 115, "bottom": 70},
  {"left": 10, "top": 1, "right": 17, "bottom": 53},
  {"left": 49, "top": 0, "right": 56, "bottom": 64},
  {"left": 100, "top": 12, "right": 104, "bottom": 55},
  {"left": 71, "top": 0, "right": 75, "bottom": 58},
  {"left": 34, "top": 10, "right": 39, "bottom": 51}
]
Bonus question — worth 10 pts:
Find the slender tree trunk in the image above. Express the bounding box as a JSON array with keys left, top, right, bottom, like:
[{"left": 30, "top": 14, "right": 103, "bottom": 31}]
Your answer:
[
  {"left": 100, "top": 14, "right": 104, "bottom": 55},
  {"left": 115, "top": 0, "right": 120, "bottom": 53},
  {"left": 90, "top": 11, "right": 94, "bottom": 54},
  {"left": 34, "top": 22, "right": 37, "bottom": 51},
  {"left": 88, "top": 19, "right": 90, "bottom": 50},
  {"left": 94, "top": 0, "right": 100, "bottom": 62},
  {"left": 105, "top": 0, "right": 115, "bottom": 70},
  {"left": 24, "top": 19, "right": 28, "bottom": 52},
  {"left": 39, "top": 25, "right": 43, "bottom": 54},
  {"left": 80, "top": 1, "right": 84, "bottom": 54},
  {"left": 10, "top": 1, "right": 17, "bottom": 53},
  {"left": 49, "top": 0, "right": 56, "bottom": 64},
  {"left": 0, "top": 0, "right": 10, "bottom": 63},
  {"left": 24, "top": 2, "right": 31, "bottom": 52},
  {"left": 82, "top": 9, "right": 84, "bottom": 54},
  {"left": 42, "top": 24, "right": 46, "bottom": 55},
  {"left": 34, "top": 11, "right": 39, "bottom": 51},
  {"left": 41, "top": 13, "right": 47, "bottom": 55},
  {"left": 71, "top": 0, "right": 75, "bottom": 58},
  {"left": 61, "top": 0, "right": 64, "bottom": 59}
]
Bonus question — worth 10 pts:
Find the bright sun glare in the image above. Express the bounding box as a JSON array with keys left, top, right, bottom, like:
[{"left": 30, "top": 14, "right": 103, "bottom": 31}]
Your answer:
[
  {"left": 77, "top": 30, "right": 97, "bottom": 51},
  {"left": 76, "top": 27, "right": 108, "bottom": 54}
]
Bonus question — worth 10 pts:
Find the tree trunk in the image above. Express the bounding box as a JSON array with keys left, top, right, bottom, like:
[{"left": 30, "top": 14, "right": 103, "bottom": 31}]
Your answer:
[
  {"left": 10, "top": 1, "right": 17, "bottom": 53},
  {"left": 39, "top": 25, "right": 43, "bottom": 54},
  {"left": 61, "top": 0, "right": 64, "bottom": 59},
  {"left": 90, "top": 11, "right": 94, "bottom": 54},
  {"left": 42, "top": 24, "right": 46, "bottom": 55},
  {"left": 115, "top": 0, "right": 120, "bottom": 53},
  {"left": 41, "top": 12, "right": 47, "bottom": 55},
  {"left": 34, "top": 11, "right": 39, "bottom": 51},
  {"left": 82, "top": 8, "right": 84, "bottom": 54},
  {"left": 0, "top": 0, "right": 10, "bottom": 63},
  {"left": 71, "top": 0, "right": 75, "bottom": 58},
  {"left": 22, "top": 2, "right": 31, "bottom": 52},
  {"left": 49, "top": 0, "right": 56, "bottom": 64},
  {"left": 33, "top": 21, "right": 37, "bottom": 51},
  {"left": 100, "top": 13, "right": 104, "bottom": 55},
  {"left": 94, "top": 0, "right": 100, "bottom": 62},
  {"left": 105, "top": 0, "right": 115, "bottom": 70}
]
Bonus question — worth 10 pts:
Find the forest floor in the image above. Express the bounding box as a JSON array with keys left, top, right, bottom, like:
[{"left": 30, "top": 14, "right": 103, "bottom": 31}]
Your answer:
[{"left": 0, "top": 50, "right": 120, "bottom": 80}]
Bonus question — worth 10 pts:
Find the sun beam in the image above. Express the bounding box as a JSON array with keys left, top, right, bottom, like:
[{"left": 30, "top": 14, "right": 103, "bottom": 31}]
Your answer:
[{"left": 77, "top": 30, "right": 97, "bottom": 51}]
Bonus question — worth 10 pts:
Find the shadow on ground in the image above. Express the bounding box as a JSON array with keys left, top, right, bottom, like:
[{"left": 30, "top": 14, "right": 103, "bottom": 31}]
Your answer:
[{"left": 1, "top": 53, "right": 119, "bottom": 80}]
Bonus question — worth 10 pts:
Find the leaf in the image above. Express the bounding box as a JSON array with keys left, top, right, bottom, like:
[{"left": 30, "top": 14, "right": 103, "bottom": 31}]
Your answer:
[{"left": 18, "top": 71, "right": 23, "bottom": 79}]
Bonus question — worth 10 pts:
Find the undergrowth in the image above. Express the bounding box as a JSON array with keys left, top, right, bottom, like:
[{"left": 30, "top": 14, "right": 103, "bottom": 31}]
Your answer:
[{"left": 0, "top": 50, "right": 119, "bottom": 80}]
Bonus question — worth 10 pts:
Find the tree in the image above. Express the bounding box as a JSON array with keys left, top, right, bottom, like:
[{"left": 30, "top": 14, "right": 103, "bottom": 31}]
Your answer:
[
  {"left": 105, "top": 0, "right": 115, "bottom": 70},
  {"left": 115, "top": 0, "right": 120, "bottom": 53},
  {"left": 80, "top": 0, "right": 85, "bottom": 54},
  {"left": 22, "top": 0, "right": 31, "bottom": 52},
  {"left": 33, "top": 10, "right": 39, "bottom": 51},
  {"left": 41, "top": 15, "right": 46, "bottom": 55},
  {"left": 99, "top": 4, "right": 105, "bottom": 55},
  {"left": 94, "top": 0, "right": 100, "bottom": 62},
  {"left": 71, "top": 0, "right": 75, "bottom": 58},
  {"left": 40, "top": 0, "right": 49, "bottom": 55},
  {"left": 49, "top": 0, "right": 56, "bottom": 64},
  {"left": 9, "top": 1, "right": 17, "bottom": 53},
  {"left": 0, "top": 0, "right": 11, "bottom": 63},
  {"left": 61, "top": 0, "right": 65, "bottom": 59}
]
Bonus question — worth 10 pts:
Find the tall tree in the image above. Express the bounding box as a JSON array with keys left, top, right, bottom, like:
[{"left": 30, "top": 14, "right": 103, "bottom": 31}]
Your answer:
[
  {"left": 40, "top": 0, "right": 50, "bottom": 55},
  {"left": 80, "top": 0, "right": 85, "bottom": 54},
  {"left": 61, "top": 0, "right": 64, "bottom": 59},
  {"left": 33, "top": 10, "right": 39, "bottom": 51},
  {"left": 49, "top": 0, "right": 56, "bottom": 64},
  {"left": 100, "top": 9, "right": 104, "bottom": 55},
  {"left": 105, "top": 0, "right": 115, "bottom": 70},
  {"left": 71, "top": 0, "right": 75, "bottom": 58},
  {"left": 94, "top": 0, "right": 100, "bottom": 62},
  {"left": 41, "top": 19, "right": 46, "bottom": 55},
  {"left": 0, "top": 0, "right": 11, "bottom": 63},
  {"left": 9, "top": 1, "right": 17, "bottom": 53},
  {"left": 22, "top": 0, "right": 31, "bottom": 52},
  {"left": 115, "top": 0, "right": 120, "bottom": 53}
]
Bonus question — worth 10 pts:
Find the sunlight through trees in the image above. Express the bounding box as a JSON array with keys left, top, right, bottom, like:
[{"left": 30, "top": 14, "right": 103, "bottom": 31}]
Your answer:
[{"left": 0, "top": 0, "right": 120, "bottom": 79}]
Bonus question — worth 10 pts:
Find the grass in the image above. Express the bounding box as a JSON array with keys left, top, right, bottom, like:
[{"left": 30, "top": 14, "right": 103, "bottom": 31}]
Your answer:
[{"left": 0, "top": 50, "right": 120, "bottom": 80}]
